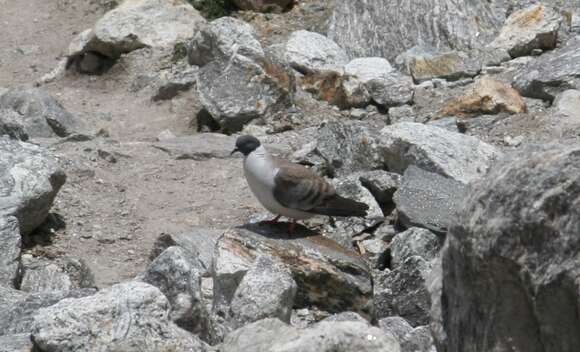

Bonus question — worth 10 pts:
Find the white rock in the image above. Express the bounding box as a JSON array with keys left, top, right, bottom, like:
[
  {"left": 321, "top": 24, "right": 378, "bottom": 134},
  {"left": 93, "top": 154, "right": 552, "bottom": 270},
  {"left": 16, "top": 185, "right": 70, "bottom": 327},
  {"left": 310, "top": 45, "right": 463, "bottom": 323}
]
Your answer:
[{"left": 285, "top": 30, "right": 349, "bottom": 73}]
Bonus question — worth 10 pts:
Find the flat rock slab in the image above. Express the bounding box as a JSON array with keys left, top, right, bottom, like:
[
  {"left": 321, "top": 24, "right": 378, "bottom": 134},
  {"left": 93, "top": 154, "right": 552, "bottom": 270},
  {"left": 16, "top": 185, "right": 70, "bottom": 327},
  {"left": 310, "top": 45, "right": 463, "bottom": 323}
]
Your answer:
[{"left": 212, "top": 225, "right": 373, "bottom": 317}]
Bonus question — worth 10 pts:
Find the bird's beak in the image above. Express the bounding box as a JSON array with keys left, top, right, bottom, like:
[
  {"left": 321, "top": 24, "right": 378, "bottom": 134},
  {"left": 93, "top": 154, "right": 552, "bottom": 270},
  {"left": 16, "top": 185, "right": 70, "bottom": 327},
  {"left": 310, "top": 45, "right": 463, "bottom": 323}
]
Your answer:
[{"left": 230, "top": 148, "right": 240, "bottom": 155}]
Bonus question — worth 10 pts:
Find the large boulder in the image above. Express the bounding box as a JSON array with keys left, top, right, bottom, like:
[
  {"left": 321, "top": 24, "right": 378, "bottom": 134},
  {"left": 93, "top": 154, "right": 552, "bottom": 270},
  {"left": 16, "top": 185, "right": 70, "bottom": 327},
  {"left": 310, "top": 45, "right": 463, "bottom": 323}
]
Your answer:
[
  {"left": 0, "top": 216, "right": 21, "bottom": 288},
  {"left": 0, "top": 88, "right": 77, "bottom": 138},
  {"left": 0, "top": 137, "right": 66, "bottom": 235},
  {"left": 513, "top": 39, "right": 580, "bottom": 101},
  {"left": 328, "top": 0, "right": 504, "bottom": 61},
  {"left": 490, "top": 4, "right": 562, "bottom": 58},
  {"left": 212, "top": 226, "right": 373, "bottom": 318},
  {"left": 285, "top": 30, "right": 349, "bottom": 74},
  {"left": 221, "top": 318, "right": 401, "bottom": 352},
  {"left": 379, "top": 123, "right": 501, "bottom": 184},
  {"left": 440, "top": 144, "right": 580, "bottom": 352},
  {"left": 32, "top": 282, "right": 209, "bottom": 352}
]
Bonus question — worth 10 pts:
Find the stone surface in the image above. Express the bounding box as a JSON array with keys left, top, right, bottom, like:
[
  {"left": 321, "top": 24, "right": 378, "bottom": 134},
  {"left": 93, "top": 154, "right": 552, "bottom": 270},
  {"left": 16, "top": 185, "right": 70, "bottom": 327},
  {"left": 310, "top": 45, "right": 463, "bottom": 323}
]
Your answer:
[
  {"left": 138, "top": 246, "right": 206, "bottom": 333},
  {"left": 328, "top": 0, "right": 504, "bottom": 62},
  {"left": 358, "top": 170, "right": 401, "bottom": 208},
  {"left": 32, "top": 282, "right": 208, "bottom": 352},
  {"left": 197, "top": 54, "right": 294, "bottom": 132},
  {"left": 83, "top": 0, "right": 205, "bottom": 59},
  {"left": 390, "top": 227, "right": 441, "bottom": 268},
  {"left": 151, "top": 62, "right": 198, "bottom": 101},
  {"left": 231, "top": 0, "right": 293, "bottom": 13},
  {"left": 221, "top": 318, "right": 401, "bottom": 352},
  {"left": 188, "top": 16, "right": 264, "bottom": 67},
  {"left": 0, "top": 88, "right": 77, "bottom": 138},
  {"left": 0, "top": 137, "right": 66, "bottom": 235},
  {"left": 0, "top": 216, "right": 21, "bottom": 288},
  {"left": 19, "top": 256, "right": 95, "bottom": 294},
  {"left": 285, "top": 30, "right": 348, "bottom": 74},
  {"left": 379, "top": 316, "right": 414, "bottom": 342},
  {"left": 379, "top": 122, "right": 501, "bottom": 184},
  {"left": 408, "top": 51, "right": 481, "bottom": 83},
  {"left": 152, "top": 133, "right": 238, "bottom": 161},
  {"left": 513, "top": 39, "right": 580, "bottom": 101},
  {"left": 212, "top": 226, "right": 373, "bottom": 318},
  {"left": 490, "top": 4, "right": 562, "bottom": 58},
  {"left": 230, "top": 255, "right": 297, "bottom": 327},
  {"left": 321, "top": 311, "right": 368, "bottom": 323},
  {"left": 441, "top": 144, "right": 580, "bottom": 352},
  {"left": 440, "top": 76, "right": 526, "bottom": 117},
  {"left": 374, "top": 256, "right": 433, "bottom": 326},
  {"left": 393, "top": 166, "right": 468, "bottom": 234},
  {"left": 0, "top": 334, "right": 34, "bottom": 352},
  {"left": 0, "top": 288, "right": 96, "bottom": 335},
  {"left": 402, "top": 326, "right": 436, "bottom": 352},
  {"left": 554, "top": 89, "right": 580, "bottom": 120},
  {"left": 150, "top": 227, "right": 224, "bottom": 275},
  {"left": 0, "top": 109, "right": 29, "bottom": 141}
]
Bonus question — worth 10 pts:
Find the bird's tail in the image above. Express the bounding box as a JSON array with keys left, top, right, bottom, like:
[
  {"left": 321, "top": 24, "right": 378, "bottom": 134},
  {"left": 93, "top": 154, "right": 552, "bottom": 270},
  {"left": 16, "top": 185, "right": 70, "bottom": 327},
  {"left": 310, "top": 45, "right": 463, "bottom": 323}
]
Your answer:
[{"left": 311, "top": 195, "right": 369, "bottom": 217}]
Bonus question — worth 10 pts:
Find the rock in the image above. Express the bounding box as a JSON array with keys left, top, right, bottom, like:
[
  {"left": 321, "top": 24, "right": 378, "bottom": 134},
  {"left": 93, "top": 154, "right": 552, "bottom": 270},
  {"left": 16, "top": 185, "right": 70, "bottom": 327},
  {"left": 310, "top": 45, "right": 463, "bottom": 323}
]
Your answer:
[
  {"left": 82, "top": 0, "right": 205, "bottom": 59},
  {"left": 299, "top": 71, "right": 364, "bottom": 109},
  {"left": 151, "top": 62, "right": 198, "bottom": 101},
  {"left": 231, "top": 0, "right": 293, "bottom": 13},
  {"left": 407, "top": 51, "right": 480, "bottom": 83},
  {"left": 19, "top": 256, "right": 95, "bottom": 294},
  {"left": 0, "top": 288, "right": 96, "bottom": 335},
  {"left": 513, "top": 39, "right": 580, "bottom": 101},
  {"left": 441, "top": 144, "right": 580, "bottom": 352},
  {"left": 0, "top": 109, "right": 29, "bottom": 141},
  {"left": 393, "top": 166, "right": 468, "bottom": 234},
  {"left": 402, "top": 326, "right": 436, "bottom": 352},
  {"left": 221, "top": 318, "right": 401, "bottom": 352},
  {"left": 554, "top": 89, "right": 580, "bottom": 120},
  {"left": 0, "top": 334, "right": 33, "bottom": 352},
  {"left": 188, "top": 16, "right": 264, "bottom": 67},
  {"left": 0, "top": 216, "right": 21, "bottom": 288},
  {"left": 151, "top": 227, "right": 223, "bottom": 275},
  {"left": 390, "top": 227, "right": 441, "bottom": 268},
  {"left": 359, "top": 238, "right": 389, "bottom": 270},
  {"left": 285, "top": 30, "right": 348, "bottom": 74},
  {"left": 440, "top": 76, "right": 527, "bottom": 117},
  {"left": 212, "top": 226, "right": 373, "bottom": 318},
  {"left": 152, "top": 133, "right": 238, "bottom": 160},
  {"left": 358, "top": 170, "right": 401, "bottom": 208},
  {"left": 379, "top": 122, "right": 501, "bottom": 184},
  {"left": 0, "top": 88, "right": 77, "bottom": 138},
  {"left": 374, "top": 256, "right": 433, "bottom": 326},
  {"left": 321, "top": 311, "right": 368, "bottom": 323},
  {"left": 426, "top": 258, "right": 446, "bottom": 352},
  {"left": 197, "top": 54, "right": 294, "bottom": 132},
  {"left": 0, "top": 137, "right": 66, "bottom": 235},
  {"left": 490, "top": 4, "right": 562, "bottom": 58},
  {"left": 32, "top": 282, "right": 208, "bottom": 352},
  {"left": 379, "top": 316, "right": 414, "bottom": 342},
  {"left": 329, "top": 0, "right": 503, "bottom": 61},
  {"left": 344, "top": 58, "right": 414, "bottom": 107},
  {"left": 138, "top": 246, "right": 206, "bottom": 333},
  {"left": 230, "top": 256, "right": 297, "bottom": 327}
]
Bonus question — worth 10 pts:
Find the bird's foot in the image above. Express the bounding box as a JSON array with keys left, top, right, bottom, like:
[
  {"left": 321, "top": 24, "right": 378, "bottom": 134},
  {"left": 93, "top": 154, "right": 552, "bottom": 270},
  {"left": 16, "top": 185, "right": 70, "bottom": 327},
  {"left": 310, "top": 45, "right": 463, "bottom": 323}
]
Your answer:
[
  {"left": 288, "top": 220, "right": 297, "bottom": 234},
  {"left": 260, "top": 215, "right": 281, "bottom": 225}
]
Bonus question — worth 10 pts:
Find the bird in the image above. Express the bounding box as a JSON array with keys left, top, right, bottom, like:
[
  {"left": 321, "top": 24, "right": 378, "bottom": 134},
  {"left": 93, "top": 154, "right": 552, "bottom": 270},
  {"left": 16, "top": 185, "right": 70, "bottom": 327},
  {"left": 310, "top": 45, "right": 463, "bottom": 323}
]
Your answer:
[{"left": 231, "top": 135, "right": 369, "bottom": 232}]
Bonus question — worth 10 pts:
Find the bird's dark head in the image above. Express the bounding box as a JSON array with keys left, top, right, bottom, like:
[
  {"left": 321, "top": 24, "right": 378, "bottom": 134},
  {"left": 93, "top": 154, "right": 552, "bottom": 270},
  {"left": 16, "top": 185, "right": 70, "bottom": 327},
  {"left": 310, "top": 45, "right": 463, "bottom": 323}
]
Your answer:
[{"left": 231, "top": 135, "right": 261, "bottom": 156}]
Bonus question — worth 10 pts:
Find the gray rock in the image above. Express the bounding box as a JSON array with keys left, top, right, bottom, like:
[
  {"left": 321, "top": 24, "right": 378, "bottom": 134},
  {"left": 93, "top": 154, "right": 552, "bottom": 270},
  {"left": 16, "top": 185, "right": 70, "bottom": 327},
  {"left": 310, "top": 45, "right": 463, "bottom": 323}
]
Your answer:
[
  {"left": 0, "top": 216, "right": 21, "bottom": 288},
  {"left": 152, "top": 133, "right": 239, "bottom": 161},
  {"left": 360, "top": 238, "right": 389, "bottom": 270},
  {"left": 379, "top": 122, "right": 501, "bottom": 184},
  {"left": 188, "top": 16, "right": 264, "bottom": 67},
  {"left": 32, "top": 282, "right": 208, "bottom": 352},
  {"left": 321, "top": 311, "right": 368, "bottom": 323},
  {"left": 441, "top": 144, "right": 580, "bottom": 352},
  {"left": 230, "top": 256, "right": 297, "bottom": 327},
  {"left": 490, "top": 4, "right": 562, "bottom": 58},
  {"left": 513, "top": 39, "right": 580, "bottom": 101},
  {"left": 328, "top": 0, "right": 504, "bottom": 62},
  {"left": 358, "top": 170, "right": 401, "bottom": 208},
  {"left": 0, "top": 334, "right": 33, "bottom": 352},
  {"left": 0, "top": 88, "right": 77, "bottom": 138},
  {"left": 378, "top": 316, "right": 414, "bottom": 342},
  {"left": 374, "top": 256, "right": 433, "bottom": 326},
  {"left": 0, "top": 138, "right": 66, "bottom": 235},
  {"left": 554, "top": 89, "right": 580, "bottom": 120},
  {"left": 426, "top": 257, "right": 446, "bottom": 352},
  {"left": 151, "top": 62, "right": 198, "bottom": 101},
  {"left": 151, "top": 227, "right": 224, "bottom": 276},
  {"left": 402, "top": 326, "right": 436, "bottom": 352},
  {"left": 285, "top": 30, "right": 348, "bottom": 74},
  {"left": 212, "top": 227, "right": 373, "bottom": 318},
  {"left": 221, "top": 318, "right": 401, "bottom": 352},
  {"left": 390, "top": 227, "right": 441, "bottom": 268},
  {"left": 394, "top": 166, "right": 468, "bottom": 234},
  {"left": 231, "top": 0, "right": 293, "bottom": 13},
  {"left": 0, "top": 288, "right": 96, "bottom": 335},
  {"left": 20, "top": 256, "right": 95, "bottom": 294},
  {"left": 407, "top": 51, "right": 481, "bottom": 83},
  {"left": 0, "top": 109, "right": 29, "bottom": 141},
  {"left": 81, "top": 0, "right": 205, "bottom": 59},
  {"left": 197, "top": 54, "right": 294, "bottom": 132},
  {"left": 138, "top": 246, "right": 206, "bottom": 334}
]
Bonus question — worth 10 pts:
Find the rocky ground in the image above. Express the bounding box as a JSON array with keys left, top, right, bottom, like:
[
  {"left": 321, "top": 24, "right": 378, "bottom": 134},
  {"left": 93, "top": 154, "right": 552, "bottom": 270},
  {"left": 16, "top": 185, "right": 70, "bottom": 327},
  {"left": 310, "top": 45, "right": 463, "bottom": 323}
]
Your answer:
[{"left": 1, "top": 0, "right": 580, "bottom": 351}]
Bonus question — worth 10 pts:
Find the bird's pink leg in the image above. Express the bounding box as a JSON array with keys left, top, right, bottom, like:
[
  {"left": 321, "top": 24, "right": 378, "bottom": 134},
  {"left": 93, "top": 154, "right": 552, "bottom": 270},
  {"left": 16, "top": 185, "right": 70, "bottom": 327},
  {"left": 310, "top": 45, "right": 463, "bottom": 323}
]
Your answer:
[{"left": 261, "top": 215, "right": 281, "bottom": 225}]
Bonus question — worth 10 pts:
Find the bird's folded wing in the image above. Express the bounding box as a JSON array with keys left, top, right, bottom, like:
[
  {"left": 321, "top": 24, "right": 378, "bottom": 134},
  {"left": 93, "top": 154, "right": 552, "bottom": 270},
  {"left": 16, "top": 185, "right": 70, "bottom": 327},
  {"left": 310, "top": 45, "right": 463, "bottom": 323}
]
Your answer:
[{"left": 273, "top": 165, "right": 336, "bottom": 211}]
